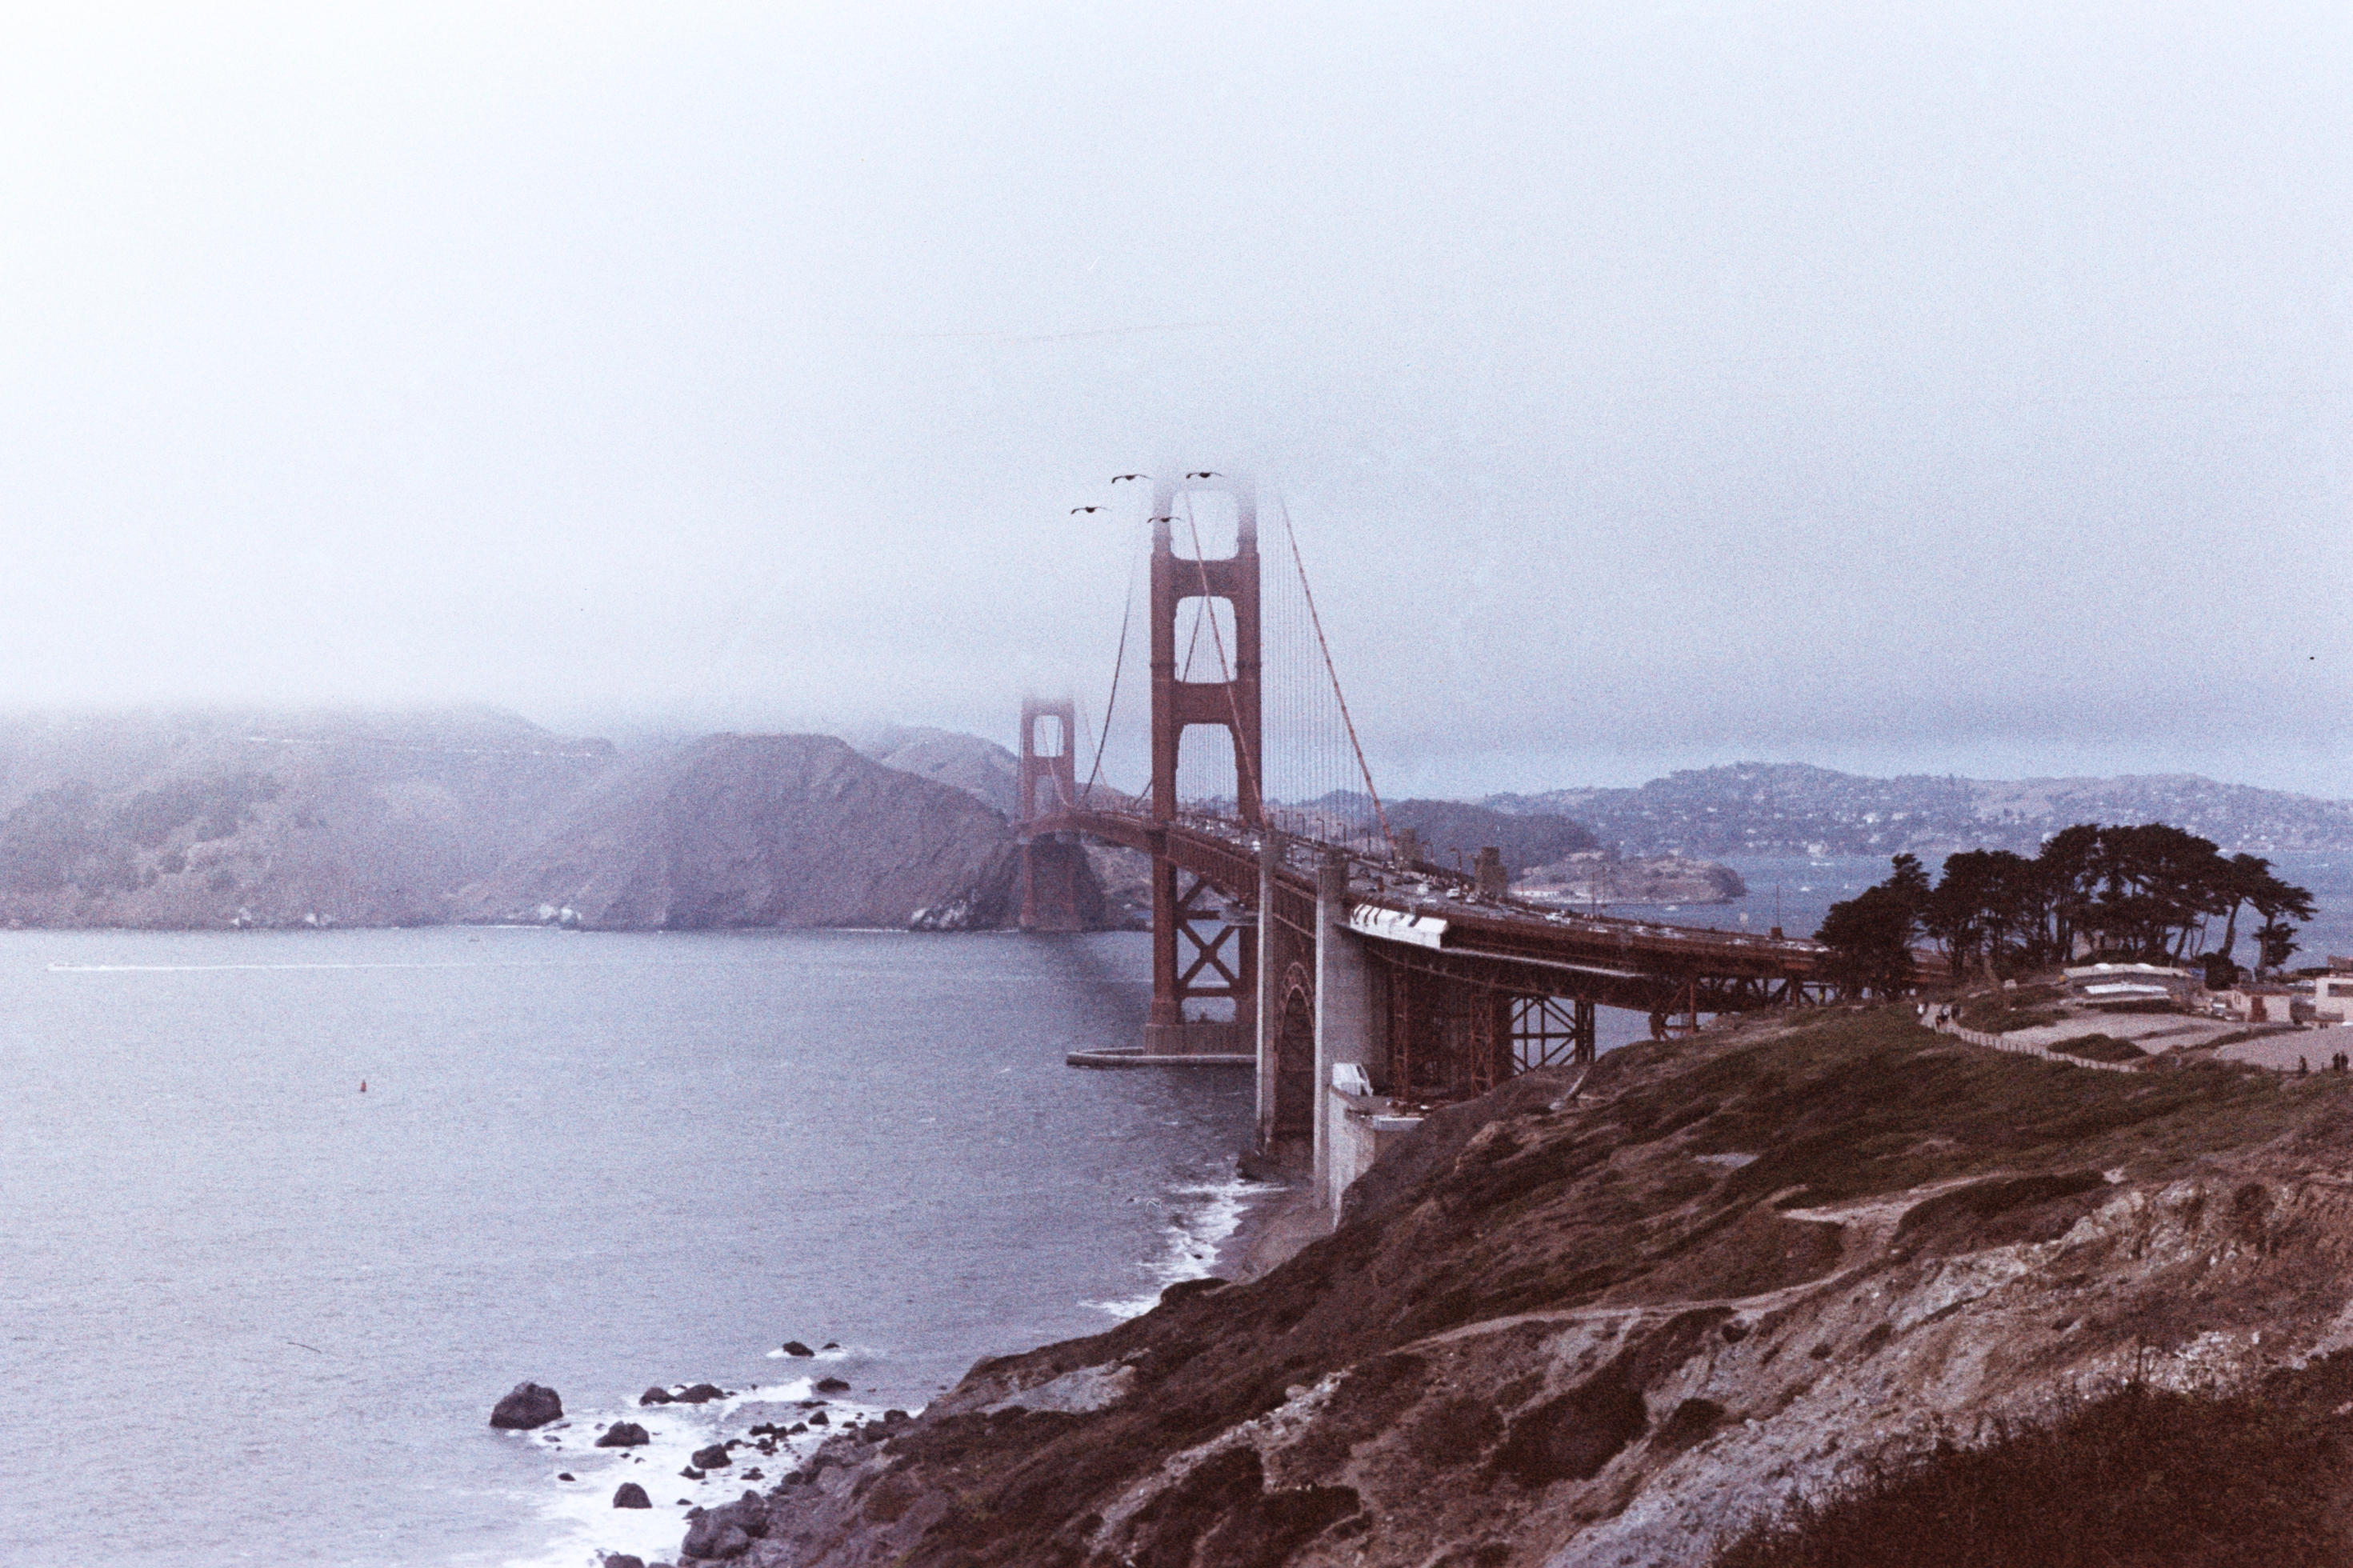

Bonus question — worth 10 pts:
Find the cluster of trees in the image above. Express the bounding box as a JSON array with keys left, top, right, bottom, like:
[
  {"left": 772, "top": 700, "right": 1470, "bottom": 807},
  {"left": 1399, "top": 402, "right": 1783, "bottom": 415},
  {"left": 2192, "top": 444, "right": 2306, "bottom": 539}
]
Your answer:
[{"left": 1815, "top": 823, "right": 2315, "bottom": 997}]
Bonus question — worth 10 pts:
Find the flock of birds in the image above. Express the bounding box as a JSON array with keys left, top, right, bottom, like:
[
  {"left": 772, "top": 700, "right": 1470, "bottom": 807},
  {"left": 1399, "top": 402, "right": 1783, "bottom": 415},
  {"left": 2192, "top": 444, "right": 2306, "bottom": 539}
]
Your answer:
[{"left": 1070, "top": 471, "right": 1222, "bottom": 516}]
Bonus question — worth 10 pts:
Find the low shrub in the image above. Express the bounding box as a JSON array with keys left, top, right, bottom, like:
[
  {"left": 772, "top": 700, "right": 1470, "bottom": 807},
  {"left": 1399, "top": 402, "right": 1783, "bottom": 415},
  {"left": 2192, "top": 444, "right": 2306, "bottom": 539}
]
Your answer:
[
  {"left": 1712, "top": 1379, "right": 2351, "bottom": 1567},
  {"left": 2046, "top": 1034, "right": 2147, "bottom": 1063}
]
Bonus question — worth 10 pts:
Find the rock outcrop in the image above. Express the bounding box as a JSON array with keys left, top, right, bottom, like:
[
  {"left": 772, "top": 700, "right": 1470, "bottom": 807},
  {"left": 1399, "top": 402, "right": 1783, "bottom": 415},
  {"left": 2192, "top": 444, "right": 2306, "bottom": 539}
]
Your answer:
[
  {"left": 710, "top": 1007, "right": 2353, "bottom": 1566},
  {"left": 488, "top": 1382, "right": 562, "bottom": 1430},
  {"left": 1516, "top": 850, "right": 1747, "bottom": 907}
]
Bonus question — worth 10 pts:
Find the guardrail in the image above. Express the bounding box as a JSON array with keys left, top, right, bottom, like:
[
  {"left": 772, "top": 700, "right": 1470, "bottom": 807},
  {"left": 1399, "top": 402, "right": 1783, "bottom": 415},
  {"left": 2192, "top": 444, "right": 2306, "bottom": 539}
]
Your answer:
[{"left": 1934, "top": 1017, "right": 2140, "bottom": 1074}]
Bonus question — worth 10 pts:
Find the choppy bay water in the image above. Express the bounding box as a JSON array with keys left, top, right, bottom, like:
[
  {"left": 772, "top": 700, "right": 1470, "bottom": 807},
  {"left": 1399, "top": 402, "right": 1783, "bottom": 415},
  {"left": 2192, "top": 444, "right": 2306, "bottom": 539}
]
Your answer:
[{"left": 0, "top": 926, "right": 1253, "bottom": 1566}]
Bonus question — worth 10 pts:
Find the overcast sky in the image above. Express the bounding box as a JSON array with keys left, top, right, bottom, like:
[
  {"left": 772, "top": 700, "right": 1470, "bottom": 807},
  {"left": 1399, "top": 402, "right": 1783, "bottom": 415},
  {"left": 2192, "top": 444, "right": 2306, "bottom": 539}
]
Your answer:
[{"left": 2, "top": 4, "right": 2346, "bottom": 798}]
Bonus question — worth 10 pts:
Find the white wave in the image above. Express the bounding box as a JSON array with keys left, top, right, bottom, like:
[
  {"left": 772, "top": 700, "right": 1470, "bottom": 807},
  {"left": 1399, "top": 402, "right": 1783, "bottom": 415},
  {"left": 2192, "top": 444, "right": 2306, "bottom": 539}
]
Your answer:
[
  {"left": 1083, "top": 1174, "right": 1275, "bottom": 1320},
  {"left": 764, "top": 1342, "right": 875, "bottom": 1362},
  {"left": 493, "top": 1382, "right": 876, "bottom": 1568}
]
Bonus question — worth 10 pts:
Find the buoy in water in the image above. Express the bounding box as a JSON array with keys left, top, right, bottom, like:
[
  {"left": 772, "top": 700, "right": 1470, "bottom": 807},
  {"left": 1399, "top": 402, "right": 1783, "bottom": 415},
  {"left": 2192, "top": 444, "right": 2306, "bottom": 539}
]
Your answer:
[{"left": 360, "top": 1080, "right": 367, "bottom": 1093}]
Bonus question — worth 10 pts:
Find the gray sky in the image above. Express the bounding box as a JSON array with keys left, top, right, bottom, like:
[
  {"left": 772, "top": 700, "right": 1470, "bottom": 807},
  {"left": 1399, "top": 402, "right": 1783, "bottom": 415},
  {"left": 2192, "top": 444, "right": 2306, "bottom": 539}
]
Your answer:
[{"left": 2, "top": 3, "right": 2347, "bottom": 798}]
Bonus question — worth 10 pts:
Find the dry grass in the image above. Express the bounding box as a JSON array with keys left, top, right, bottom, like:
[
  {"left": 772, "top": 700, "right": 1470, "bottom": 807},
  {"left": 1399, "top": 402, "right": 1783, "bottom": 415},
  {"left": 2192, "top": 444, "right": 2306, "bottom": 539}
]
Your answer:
[{"left": 1662, "top": 1008, "right": 2333, "bottom": 1210}]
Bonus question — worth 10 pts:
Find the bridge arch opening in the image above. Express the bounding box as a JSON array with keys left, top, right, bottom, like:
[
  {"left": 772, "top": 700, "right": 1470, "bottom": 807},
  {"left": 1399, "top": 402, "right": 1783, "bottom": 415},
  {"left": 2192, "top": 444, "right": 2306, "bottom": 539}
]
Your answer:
[
  {"left": 1271, "top": 961, "right": 1315, "bottom": 1142},
  {"left": 1030, "top": 710, "right": 1066, "bottom": 757},
  {"left": 1173, "top": 595, "right": 1239, "bottom": 683},
  {"left": 1173, "top": 721, "right": 1239, "bottom": 813}
]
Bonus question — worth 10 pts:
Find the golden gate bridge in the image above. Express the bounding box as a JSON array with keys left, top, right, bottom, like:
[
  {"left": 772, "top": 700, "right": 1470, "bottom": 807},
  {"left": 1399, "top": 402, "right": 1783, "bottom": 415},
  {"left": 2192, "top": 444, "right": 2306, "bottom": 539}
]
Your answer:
[{"left": 1014, "top": 473, "right": 1839, "bottom": 1212}]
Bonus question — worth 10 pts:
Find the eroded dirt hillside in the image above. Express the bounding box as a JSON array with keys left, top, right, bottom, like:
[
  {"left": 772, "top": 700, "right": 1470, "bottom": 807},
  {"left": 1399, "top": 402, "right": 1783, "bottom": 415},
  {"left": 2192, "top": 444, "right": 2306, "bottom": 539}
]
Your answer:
[{"left": 705, "top": 1008, "right": 2353, "bottom": 1567}]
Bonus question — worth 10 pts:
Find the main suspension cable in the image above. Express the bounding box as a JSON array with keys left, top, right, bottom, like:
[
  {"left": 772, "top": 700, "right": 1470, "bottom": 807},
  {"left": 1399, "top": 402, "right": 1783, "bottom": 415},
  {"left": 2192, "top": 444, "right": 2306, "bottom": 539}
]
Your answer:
[
  {"left": 1080, "top": 520, "right": 1143, "bottom": 804},
  {"left": 1278, "top": 495, "right": 1392, "bottom": 854}
]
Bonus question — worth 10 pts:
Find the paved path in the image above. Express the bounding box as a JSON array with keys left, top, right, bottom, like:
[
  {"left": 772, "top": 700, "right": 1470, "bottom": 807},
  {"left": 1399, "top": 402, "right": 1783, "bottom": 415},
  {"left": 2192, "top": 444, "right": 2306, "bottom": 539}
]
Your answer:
[{"left": 2217, "top": 1032, "right": 2353, "bottom": 1072}]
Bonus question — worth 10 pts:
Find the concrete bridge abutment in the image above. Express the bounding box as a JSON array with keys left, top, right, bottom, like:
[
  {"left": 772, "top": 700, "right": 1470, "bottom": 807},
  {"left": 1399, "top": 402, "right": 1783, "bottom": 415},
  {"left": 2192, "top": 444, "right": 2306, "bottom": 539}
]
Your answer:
[{"left": 1311, "top": 849, "right": 1387, "bottom": 1214}]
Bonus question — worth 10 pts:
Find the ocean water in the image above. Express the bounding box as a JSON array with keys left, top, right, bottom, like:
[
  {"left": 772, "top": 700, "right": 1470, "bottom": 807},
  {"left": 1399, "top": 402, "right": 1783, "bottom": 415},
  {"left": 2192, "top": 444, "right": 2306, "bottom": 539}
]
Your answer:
[{"left": 0, "top": 926, "right": 1253, "bottom": 1566}]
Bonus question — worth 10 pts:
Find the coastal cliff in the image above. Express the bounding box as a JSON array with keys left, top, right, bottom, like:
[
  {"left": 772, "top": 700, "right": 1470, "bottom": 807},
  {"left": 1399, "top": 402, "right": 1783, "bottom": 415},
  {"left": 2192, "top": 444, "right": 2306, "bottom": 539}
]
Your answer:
[
  {"left": 687, "top": 1007, "right": 2353, "bottom": 1566},
  {"left": 0, "top": 711, "right": 1103, "bottom": 932},
  {"left": 0, "top": 707, "right": 611, "bottom": 928},
  {"left": 455, "top": 734, "right": 1022, "bottom": 930}
]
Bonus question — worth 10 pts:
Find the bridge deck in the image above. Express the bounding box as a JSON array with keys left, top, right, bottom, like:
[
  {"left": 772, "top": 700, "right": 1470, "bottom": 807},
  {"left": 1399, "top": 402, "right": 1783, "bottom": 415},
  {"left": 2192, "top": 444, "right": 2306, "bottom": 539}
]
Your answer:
[{"left": 1031, "top": 802, "right": 1896, "bottom": 1014}]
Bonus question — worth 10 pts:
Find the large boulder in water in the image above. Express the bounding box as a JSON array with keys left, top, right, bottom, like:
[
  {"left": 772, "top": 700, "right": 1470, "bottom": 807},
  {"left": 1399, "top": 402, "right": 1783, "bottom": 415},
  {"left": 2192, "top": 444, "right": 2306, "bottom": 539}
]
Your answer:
[
  {"left": 489, "top": 1382, "right": 562, "bottom": 1430},
  {"left": 596, "top": 1421, "right": 650, "bottom": 1448},
  {"left": 612, "top": 1482, "right": 651, "bottom": 1510},
  {"left": 675, "top": 1382, "right": 727, "bottom": 1404},
  {"left": 639, "top": 1386, "right": 674, "bottom": 1405},
  {"left": 778, "top": 1340, "right": 814, "bottom": 1358},
  {"left": 691, "top": 1442, "right": 732, "bottom": 1469}
]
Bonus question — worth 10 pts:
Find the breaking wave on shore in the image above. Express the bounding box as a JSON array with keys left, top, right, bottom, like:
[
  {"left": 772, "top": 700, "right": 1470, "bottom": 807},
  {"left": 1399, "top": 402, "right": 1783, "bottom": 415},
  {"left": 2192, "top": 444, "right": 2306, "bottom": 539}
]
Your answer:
[
  {"left": 1085, "top": 1171, "right": 1276, "bottom": 1318},
  {"left": 494, "top": 1378, "right": 887, "bottom": 1568}
]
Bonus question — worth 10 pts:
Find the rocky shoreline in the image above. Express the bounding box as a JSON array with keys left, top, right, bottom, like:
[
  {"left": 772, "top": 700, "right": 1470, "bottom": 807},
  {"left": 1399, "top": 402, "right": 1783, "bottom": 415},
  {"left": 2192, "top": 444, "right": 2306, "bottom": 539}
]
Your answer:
[
  {"left": 485, "top": 1355, "right": 917, "bottom": 1568},
  {"left": 482, "top": 1178, "right": 1307, "bottom": 1568},
  {"left": 616, "top": 1003, "right": 2353, "bottom": 1566}
]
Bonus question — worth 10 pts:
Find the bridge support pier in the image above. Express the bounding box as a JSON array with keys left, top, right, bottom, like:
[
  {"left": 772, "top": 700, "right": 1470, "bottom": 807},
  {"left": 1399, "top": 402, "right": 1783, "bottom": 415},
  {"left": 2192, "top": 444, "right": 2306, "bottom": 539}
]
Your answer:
[
  {"left": 1143, "top": 845, "right": 1254, "bottom": 1054},
  {"left": 1313, "top": 849, "right": 1382, "bottom": 1214},
  {"left": 1255, "top": 830, "right": 1283, "bottom": 1150}
]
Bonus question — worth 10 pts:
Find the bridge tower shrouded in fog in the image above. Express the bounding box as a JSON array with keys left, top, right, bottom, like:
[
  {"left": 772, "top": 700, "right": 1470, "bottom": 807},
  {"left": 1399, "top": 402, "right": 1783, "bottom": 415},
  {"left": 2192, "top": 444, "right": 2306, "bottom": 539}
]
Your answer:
[{"left": 1015, "top": 696, "right": 1089, "bottom": 932}]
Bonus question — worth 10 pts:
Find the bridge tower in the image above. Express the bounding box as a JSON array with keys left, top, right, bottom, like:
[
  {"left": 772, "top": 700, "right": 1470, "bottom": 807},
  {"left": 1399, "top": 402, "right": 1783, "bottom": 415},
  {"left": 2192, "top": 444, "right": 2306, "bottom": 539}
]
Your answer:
[
  {"left": 1015, "top": 696, "right": 1091, "bottom": 932},
  {"left": 1145, "top": 475, "right": 1262, "bottom": 1054}
]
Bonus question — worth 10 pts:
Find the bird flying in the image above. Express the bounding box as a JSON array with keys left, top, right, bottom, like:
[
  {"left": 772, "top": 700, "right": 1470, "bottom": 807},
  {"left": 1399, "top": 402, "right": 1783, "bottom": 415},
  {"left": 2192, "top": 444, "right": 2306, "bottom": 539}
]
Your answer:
[
  {"left": 1187, "top": 470, "right": 1221, "bottom": 478},
  {"left": 1110, "top": 473, "right": 1147, "bottom": 483},
  {"left": 1071, "top": 506, "right": 1103, "bottom": 514},
  {"left": 1148, "top": 515, "right": 1174, "bottom": 523}
]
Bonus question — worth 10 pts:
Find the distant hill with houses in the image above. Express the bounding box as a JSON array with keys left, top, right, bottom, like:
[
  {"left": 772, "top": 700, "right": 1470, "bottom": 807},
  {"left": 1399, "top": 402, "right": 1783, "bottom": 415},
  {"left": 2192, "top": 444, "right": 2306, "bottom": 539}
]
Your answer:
[{"left": 1488, "top": 763, "right": 2353, "bottom": 858}]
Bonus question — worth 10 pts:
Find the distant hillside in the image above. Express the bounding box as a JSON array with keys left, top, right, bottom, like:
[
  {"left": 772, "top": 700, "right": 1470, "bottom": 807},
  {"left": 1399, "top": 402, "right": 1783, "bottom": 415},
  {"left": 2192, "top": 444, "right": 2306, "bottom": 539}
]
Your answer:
[
  {"left": 1381, "top": 798, "right": 1598, "bottom": 877},
  {"left": 0, "top": 712, "right": 1068, "bottom": 932},
  {"left": 0, "top": 708, "right": 611, "bottom": 928},
  {"left": 457, "top": 733, "right": 1021, "bottom": 930},
  {"left": 1489, "top": 762, "right": 2353, "bottom": 857},
  {"left": 854, "top": 725, "right": 1020, "bottom": 818}
]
